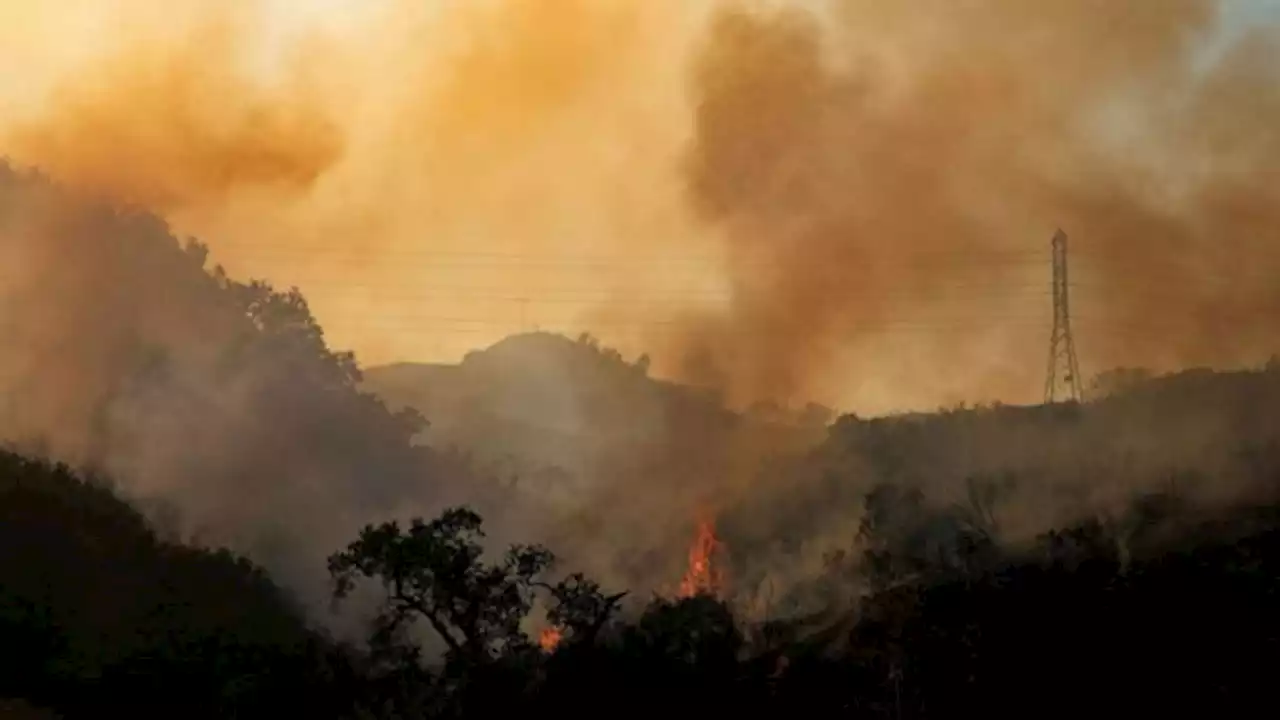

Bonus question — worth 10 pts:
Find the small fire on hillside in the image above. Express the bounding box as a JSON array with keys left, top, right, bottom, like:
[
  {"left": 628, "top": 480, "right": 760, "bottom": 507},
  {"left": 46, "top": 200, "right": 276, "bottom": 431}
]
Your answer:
[{"left": 679, "top": 512, "right": 727, "bottom": 598}]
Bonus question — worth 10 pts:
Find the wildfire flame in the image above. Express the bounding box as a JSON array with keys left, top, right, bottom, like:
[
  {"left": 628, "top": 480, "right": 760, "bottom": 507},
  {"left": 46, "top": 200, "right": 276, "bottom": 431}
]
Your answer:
[
  {"left": 539, "top": 626, "right": 563, "bottom": 653},
  {"left": 679, "top": 513, "right": 726, "bottom": 598}
]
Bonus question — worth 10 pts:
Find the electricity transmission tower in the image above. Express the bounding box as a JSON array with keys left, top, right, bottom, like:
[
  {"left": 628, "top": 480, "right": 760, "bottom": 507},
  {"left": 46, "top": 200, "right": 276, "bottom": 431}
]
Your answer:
[{"left": 1044, "top": 229, "right": 1083, "bottom": 403}]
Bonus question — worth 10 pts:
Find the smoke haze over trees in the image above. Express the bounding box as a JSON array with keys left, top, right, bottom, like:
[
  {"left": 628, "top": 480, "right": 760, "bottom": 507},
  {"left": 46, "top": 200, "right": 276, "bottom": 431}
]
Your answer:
[
  {"left": 4, "top": 156, "right": 1280, "bottom": 637},
  {"left": 0, "top": 165, "right": 509, "bottom": 625},
  {"left": 1, "top": 165, "right": 1279, "bottom": 714},
  {"left": 2, "top": 1, "right": 1280, "bottom": 715},
  {"left": 3, "top": 439, "right": 1278, "bottom": 716}
]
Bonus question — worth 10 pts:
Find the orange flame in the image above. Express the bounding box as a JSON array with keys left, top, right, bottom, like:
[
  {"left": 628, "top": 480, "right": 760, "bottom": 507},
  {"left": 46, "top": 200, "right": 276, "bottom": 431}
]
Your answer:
[
  {"left": 679, "top": 513, "right": 726, "bottom": 598},
  {"left": 539, "top": 626, "right": 563, "bottom": 653}
]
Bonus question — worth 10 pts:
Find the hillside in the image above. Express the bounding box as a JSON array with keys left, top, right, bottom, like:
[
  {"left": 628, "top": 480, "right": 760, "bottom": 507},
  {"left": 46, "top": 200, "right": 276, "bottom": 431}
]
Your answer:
[
  {"left": 0, "top": 450, "right": 342, "bottom": 717},
  {"left": 719, "top": 363, "right": 1280, "bottom": 614},
  {"left": 364, "top": 332, "right": 830, "bottom": 500},
  {"left": 366, "top": 334, "right": 671, "bottom": 503},
  {"left": 5, "top": 440, "right": 1278, "bottom": 717},
  {"left": 4, "top": 169, "right": 1280, "bottom": 713},
  {"left": 363, "top": 333, "right": 830, "bottom": 589},
  {"left": 364, "top": 335, "right": 1280, "bottom": 605},
  {"left": 0, "top": 163, "right": 508, "bottom": 622}
]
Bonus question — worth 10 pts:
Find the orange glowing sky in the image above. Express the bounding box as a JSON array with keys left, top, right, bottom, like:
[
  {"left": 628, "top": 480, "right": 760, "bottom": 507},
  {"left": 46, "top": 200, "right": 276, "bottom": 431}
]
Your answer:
[
  {"left": 2, "top": 1, "right": 1278, "bottom": 414},
  {"left": 0, "top": 0, "right": 719, "bottom": 369}
]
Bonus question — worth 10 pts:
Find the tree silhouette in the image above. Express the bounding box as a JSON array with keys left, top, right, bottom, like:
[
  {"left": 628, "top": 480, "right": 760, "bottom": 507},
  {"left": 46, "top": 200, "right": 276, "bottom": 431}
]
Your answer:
[
  {"left": 329, "top": 507, "right": 548, "bottom": 664},
  {"left": 631, "top": 594, "right": 742, "bottom": 670},
  {"left": 328, "top": 506, "right": 623, "bottom": 669},
  {"left": 545, "top": 573, "right": 628, "bottom": 646},
  {"left": 5, "top": 438, "right": 1280, "bottom": 717}
]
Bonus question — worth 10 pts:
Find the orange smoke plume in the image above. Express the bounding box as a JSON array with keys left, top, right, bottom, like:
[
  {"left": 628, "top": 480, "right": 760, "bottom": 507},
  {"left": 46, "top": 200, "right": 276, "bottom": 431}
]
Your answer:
[{"left": 3, "top": 7, "right": 343, "bottom": 213}]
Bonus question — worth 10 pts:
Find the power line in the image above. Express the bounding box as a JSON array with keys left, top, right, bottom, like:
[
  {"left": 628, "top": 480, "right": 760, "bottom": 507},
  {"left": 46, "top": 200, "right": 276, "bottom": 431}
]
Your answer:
[
  {"left": 193, "top": 238, "right": 1280, "bottom": 389},
  {"left": 209, "top": 241, "right": 1049, "bottom": 265}
]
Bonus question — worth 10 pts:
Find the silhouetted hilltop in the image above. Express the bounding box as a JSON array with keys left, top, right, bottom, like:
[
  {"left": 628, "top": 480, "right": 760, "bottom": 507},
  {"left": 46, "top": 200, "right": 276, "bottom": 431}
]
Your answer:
[
  {"left": 364, "top": 332, "right": 827, "bottom": 508},
  {"left": 364, "top": 332, "right": 830, "bottom": 593},
  {"left": 366, "top": 333, "right": 680, "bottom": 483}
]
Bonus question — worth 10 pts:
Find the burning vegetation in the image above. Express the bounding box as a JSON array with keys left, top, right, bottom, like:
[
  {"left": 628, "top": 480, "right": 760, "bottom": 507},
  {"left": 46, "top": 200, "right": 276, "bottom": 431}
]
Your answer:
[
  {"left": 2, "top": 0, "right": 1280, "bottom": 716},
  {"left": 679, "top": 512, "right": 728, "bottom": 599},
  {"left": 538, "top": 626, "right": 563, "bottom": 653}
]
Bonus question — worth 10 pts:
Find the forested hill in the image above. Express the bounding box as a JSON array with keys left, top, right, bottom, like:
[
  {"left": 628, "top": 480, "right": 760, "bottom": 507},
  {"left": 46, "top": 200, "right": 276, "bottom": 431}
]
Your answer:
[
  {"left": 0, "top": 163, "right": 510, "bottom": 616},
  {"left": 361, "top": 332, "right": 834, "bottom": 594},
  {"left": 0, "top": 450, "right": 346, "bottom": 717},
  {"left": 360, "top": 330, "right": 829, "bottom": 509},
  {"left": 718, "top": 362, "right": 1280, "bottom": 614},
  {"left": 3, "top": 163, "right": 1280, "bottom": 716},
  {"left": 362, "top": 334, "right": 1280, "bottom": 608},
  {"left": 3, "top": 441, "right": 1278, "bottom": 718}
]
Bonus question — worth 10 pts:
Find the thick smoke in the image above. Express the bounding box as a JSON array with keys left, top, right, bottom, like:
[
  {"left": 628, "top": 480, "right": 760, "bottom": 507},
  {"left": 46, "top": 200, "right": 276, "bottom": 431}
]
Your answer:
[
  {"left": 5, "top": 1, "right": 1278, "bottom": 412},
  {"left": 0, "top": 0, "right": 710, "bottom": 383},
  {"left": 0, "top": 0, "right": 714, "bottom": 631},
  {"left": 674, "top": 0, "right": 1280, "bottom": 408},
  {"left": 1, "top": 2, "right": 343, "bottom": 210},
  {"left": 1, "top": 0, "right": 1280, "bottom": 631},
  {"left": 0, "top": 167, "right": 476, "bottom": 630}
]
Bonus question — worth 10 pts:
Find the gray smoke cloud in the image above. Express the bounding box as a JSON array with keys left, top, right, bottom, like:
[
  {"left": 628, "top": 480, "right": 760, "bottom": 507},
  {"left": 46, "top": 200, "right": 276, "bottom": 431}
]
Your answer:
[{"left": 1, "top": 0, "right": 1279, "bottom": 636}]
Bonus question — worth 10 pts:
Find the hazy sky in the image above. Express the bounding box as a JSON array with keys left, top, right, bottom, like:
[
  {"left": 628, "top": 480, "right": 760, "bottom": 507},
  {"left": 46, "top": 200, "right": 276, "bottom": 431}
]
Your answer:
[
  {"left": 0, "top": 0, "right": 722, "bottom": 376},
  {"left": 2, "top": 1, "right": 1279, "bottom": 415}
]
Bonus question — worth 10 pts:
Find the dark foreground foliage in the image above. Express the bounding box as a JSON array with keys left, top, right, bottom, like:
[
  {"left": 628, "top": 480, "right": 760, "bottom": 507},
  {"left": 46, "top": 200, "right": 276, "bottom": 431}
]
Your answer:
[
  {"left": 0, "top": 451, "right": 374, "bottom": 718},
  {"left": 2, "top": 448, "right": 1277, "bottom": 718}
]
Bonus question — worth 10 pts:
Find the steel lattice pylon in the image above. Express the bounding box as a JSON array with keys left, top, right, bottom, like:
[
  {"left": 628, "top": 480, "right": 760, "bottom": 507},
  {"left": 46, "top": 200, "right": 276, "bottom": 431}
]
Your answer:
[{"left": 1044, "top": 229, "right": 1083, "bottom": 403}]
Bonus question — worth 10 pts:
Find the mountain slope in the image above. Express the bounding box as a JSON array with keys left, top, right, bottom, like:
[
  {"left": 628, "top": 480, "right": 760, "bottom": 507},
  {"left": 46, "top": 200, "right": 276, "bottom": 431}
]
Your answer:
[
  {"left": 363, "top": 332, "right": 829, "bottom": 588},
  {"left": 719, "top": 363, "right": 1280, "bottom": 613},
  {"left": 365, "top": 332, "right": 828, "bottom": 498}
]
